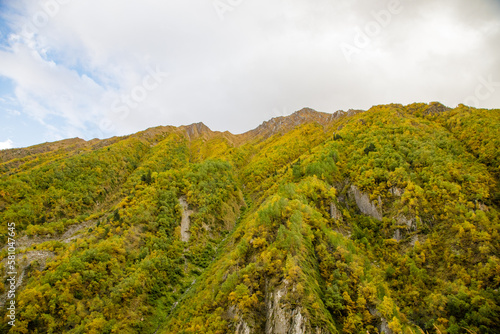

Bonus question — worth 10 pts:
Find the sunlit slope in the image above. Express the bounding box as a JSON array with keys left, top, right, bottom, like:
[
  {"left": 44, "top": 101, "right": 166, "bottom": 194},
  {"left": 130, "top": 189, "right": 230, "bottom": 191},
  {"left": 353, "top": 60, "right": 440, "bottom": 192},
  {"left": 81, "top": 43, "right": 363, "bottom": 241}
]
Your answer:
[
  {"left": 1, "top": 129, "right": 244, "bottom": 333},
  {"left": 160, "top": 104, "right": 499, "bottom": 333},
  {"left": 0, "top": 103, "right": 498, "bottom": 334}
]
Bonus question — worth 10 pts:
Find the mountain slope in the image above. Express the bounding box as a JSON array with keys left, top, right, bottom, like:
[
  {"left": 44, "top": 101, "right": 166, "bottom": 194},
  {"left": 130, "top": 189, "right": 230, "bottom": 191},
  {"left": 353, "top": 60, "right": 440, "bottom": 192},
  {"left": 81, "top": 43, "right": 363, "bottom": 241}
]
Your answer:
[{"left": 0, "top": 103, "right": 499, "bottom": 334}]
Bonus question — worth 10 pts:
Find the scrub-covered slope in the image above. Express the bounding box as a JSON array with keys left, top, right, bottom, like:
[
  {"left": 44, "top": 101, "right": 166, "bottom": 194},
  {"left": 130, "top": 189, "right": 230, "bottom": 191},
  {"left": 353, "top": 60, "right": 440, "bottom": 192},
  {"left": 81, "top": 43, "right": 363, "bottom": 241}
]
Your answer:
[{"left": 0, "top": 103, "right": 499, "bottom": 334}]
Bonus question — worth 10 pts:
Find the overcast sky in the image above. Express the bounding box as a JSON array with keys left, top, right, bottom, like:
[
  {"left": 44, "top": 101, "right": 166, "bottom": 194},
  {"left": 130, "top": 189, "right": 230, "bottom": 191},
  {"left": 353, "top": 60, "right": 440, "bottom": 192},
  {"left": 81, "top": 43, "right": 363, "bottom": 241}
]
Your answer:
[{"left": 0, "top": 0, "right": 499, "bottom": 149}]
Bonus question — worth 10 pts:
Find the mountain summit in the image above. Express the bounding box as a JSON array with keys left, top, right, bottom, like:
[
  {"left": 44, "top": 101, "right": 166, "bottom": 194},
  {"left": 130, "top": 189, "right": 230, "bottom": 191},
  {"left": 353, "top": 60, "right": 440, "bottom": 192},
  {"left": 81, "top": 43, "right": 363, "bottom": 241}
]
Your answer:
[{"left": 245, "top": 108, "right": 333, "bottom": 139}]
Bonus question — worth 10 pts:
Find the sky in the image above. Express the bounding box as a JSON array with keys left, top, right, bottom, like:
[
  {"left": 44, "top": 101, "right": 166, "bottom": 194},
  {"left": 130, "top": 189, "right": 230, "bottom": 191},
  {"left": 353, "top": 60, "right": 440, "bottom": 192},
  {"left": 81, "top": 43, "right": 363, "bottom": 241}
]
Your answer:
[{"left": 0, "top": 0, "right": 499, "bottom": 149}]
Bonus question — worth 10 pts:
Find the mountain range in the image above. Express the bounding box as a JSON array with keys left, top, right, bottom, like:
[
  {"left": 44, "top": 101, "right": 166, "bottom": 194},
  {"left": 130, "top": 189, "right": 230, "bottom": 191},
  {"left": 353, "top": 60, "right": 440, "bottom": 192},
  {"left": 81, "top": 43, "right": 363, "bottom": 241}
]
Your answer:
[{"left": 0, "top": 102, "right": 499, "bottom": 334}]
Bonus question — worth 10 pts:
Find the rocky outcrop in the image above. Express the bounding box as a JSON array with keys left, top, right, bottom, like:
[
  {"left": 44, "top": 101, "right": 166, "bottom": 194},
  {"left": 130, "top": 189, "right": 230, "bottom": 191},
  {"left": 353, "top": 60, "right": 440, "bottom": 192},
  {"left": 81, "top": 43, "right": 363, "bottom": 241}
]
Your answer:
[
  {"left": 263, "top": 283, "right": 330, "bottom": 334},
  {"left": 349, "top": 185, "right": 382, "bottom": 220},
  {"left": 477, "top": 202, "right": 489, "bottom": 212},
  {"left": 0, "top": 250, "right": 54, "bottom": 307},
  {"left": 1, "top": 220, "right": 97, "bottom": 252},
  {"left": 330, "top": 202, "right": 342, "bottom": 220},
  {"left": 424, "top": 102, "right": 451, "bottom": 115},
  {"left": 179, "top": 197, "right": 193, "bottom": 242},
  {"left": 232, "top": 282, "right": 330, "bottom": 334},
  {"left": 244, "top": 108, "right": 332, "bottom": 140},
  {"left": 393, "top": 229, "right": 403, "bottom": 242},
  {"left": 397, "top": 215, "right": 416, "bottom": 230},
  {"left": 380, "top": 318, "right": 394, "bottom": 334},
  {"left": 265, "top": 286, "right": 306, "bottom": 334},
  {"left": 389, "top": 187, "right": 404, "bottom": 197},
  {"left": 393, "top": 215, "right": 417, "bottom": 242},
  {"left": 368, "top": 307, "right": 394, "bottom": 334},
  {"left": 180, "top": 122, "right": 213, "bottom": 140},
  {"left": 236, "top": 320, "right": 251, "bottom": 334}
]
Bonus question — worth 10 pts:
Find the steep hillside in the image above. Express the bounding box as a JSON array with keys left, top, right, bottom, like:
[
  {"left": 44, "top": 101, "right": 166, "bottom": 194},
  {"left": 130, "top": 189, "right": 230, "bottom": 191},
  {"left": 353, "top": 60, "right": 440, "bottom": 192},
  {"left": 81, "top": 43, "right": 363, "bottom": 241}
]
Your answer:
[{"left": 0, "top": 103, "right": 499, "bottom": 334}]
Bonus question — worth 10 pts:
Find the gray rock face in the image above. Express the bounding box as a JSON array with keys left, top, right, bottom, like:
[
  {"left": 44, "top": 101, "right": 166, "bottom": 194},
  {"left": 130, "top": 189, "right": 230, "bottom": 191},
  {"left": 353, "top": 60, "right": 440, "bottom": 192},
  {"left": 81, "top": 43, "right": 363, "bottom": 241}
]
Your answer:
[
  {"left": 368, "top": 307, "right": 394, "bottom": 334},
  {"left": 410, "top": 234, "right": 419, "bottom": 246},
  {"left": 245, "top": 108, "right": 333, "bottom": 139},
  {"left": 380, "top": 318, "right": 394, "bottom": 334},
  {"left": 349, "top": 185, "right": 382, "bottom": 220},
  {"left": 397, "top": 215, "right": 416, "bottom": 230},
  {"left": 232, "top": 283, "right": 330, "bottom": 334},
  {"left": 264, "top": 284, "right": 330, "bottom": 334},
  {"left": 179, "top": 197, "right": 193, "bottom": 242},
  {"left": 235, "top": 320, "right": 251, "bottom": 334},
  {"left": 265, "top": 286, "right": 307, "bottom": 334},
  {"left": 389, "top": 187, "right": 404, "bottom": 197},
  {"left": 393, "top": 215, "right": 417, "bottom": 241},
  {"left": 424, "top": 101, "right": 451, "bottom": 115},
  {"left": 330, "top": 202, "right": 342, "bottom": 220},
  {"left": 393, "top": 229, "right": 403, "bottom": 242}
]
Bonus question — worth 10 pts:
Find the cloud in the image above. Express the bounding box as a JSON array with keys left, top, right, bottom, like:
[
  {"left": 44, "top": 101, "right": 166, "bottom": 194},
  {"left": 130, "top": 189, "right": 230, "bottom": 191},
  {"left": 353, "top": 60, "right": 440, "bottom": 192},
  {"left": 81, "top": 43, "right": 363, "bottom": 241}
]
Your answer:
[
  {"left": 0, "top": 0, "right": 499, "bottom": 144},
  {"left": 0, "top": 139, "right": 13, "bottom": 150}
]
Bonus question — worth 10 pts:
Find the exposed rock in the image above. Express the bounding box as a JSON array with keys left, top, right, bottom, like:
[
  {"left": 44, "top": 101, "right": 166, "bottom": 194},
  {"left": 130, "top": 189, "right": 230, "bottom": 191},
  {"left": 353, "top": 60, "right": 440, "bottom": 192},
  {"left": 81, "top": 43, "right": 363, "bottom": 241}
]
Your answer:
[
  {"left": 380, "top": 318, "right": 394, "bottom": 334},
  {"left": 262, "top": 283, "right": 329, "bottom": 334},
  {"left": 335, "top": 179, "right": 351, "bottom": 208},
  {"left": 349, "top": 185, "right": 382, "bottom": 220},
  {"left": 368, "top": 307, "right": 394, "bottom": 334},
  {"left": 346, "top": 108, "right": 365, "bottom": 116},
  {"left": 389, "top": 187, "right": 404, "bottom": 197},
  {"left": 245, "top": 108, "right": 332, "bottom": 140},
  {"left": 265, "top": 286, "right": 306, "bottom": 334},
  {"left": 330, "top": 202, "right": 342, "bottom": 220},
  {"left": 334, "top": 227, "right": 352, "bottom": 239},
  {"left": 20, "top": 250, "right": 54, "bottom": 272},
  {"left": 424, "top": 102, "right": 451, "bottom": 115},
  {"left": 397, "top": 216, "right": 416, "bottom": 231},
  {"left": 179, "top": 197, "right": 193, "bottom": 242},
  {"left": 226, "top": 305, "right": 237, "bottom": 319},
  {"left": 477, "top": 202, "right": 489, "bottom": 212},
  {"left": 266, "top": 286, "right": 288, "bottom": 334},
  {"left": 236, "top": 320, "right": 251, "bottom": 334},
  {"left": 227, "top": 305, "right": 253, "bottom": 334},
  {"left": 1, "top": 220, "right": 96, "bottom": 307},
  {"left": 410, "top": 234, "right": 419, "bottom": 246},
  {"left": 180, "top": 122, "right": 213, "bottom": 140},
  {"left": 393, "top": 229, "right": 403, "bottom": 242},
  {"left": 328, "top": 110, "right": 347, "bottom": 123},
  {"left": 393, "top": 215, "right": 417, "bottom": 241},
  {"left": 0, "top": 250, "right": 55, "bottom": 307},
  {"left": 290, "top": 311, "right": 305, "bottom": 334},
  {"left": 1, "top": 220, "right": 97, "bottom": 252}
]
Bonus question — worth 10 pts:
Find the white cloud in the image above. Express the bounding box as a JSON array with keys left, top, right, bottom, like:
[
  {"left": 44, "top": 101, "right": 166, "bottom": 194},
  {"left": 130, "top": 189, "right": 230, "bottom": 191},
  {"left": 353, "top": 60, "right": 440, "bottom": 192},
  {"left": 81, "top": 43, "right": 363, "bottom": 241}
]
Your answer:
[
  {"left": 0, "top": 139, "right": 14, "bottom": 150},
  {"left": 0, "top": 0, "right": 499, "bottom": 143}
]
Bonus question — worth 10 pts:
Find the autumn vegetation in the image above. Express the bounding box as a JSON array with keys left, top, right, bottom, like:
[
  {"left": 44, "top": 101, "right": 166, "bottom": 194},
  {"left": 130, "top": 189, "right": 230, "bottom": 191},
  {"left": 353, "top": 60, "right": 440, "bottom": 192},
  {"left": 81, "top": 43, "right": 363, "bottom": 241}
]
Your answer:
[{"left": 0, "top": 103, "right": 498, "bottom": 333}]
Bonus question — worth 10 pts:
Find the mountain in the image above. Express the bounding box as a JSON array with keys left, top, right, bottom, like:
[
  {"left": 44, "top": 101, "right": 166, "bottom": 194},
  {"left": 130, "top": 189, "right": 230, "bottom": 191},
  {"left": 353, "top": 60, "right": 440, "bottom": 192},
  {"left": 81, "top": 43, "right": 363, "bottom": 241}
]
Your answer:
[{"left": 0, "top": 103, "right": 499, "bottom": 334}]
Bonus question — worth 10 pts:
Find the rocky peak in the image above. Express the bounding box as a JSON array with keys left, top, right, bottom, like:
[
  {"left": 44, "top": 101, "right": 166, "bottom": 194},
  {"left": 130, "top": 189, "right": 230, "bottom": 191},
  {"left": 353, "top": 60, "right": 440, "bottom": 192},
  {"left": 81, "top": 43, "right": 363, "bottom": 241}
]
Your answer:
[
  {"left": 244, "top": 107, "right": 332, "bottom": 139},
  {"left": 180, "top": 122, "right": 213, "bottom": 140},
  {"left": 424, "top": 102, "right": 451, "bottom": 115}
]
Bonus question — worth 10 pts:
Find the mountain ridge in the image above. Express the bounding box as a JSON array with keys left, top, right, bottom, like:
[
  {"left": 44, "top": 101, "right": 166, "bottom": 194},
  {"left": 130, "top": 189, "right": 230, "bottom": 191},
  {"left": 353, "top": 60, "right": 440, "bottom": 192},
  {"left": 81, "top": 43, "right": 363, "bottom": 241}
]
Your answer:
[
  {"left": 0, "top": 103, "right": 453, "bottom": 155},
  {"left": 0, "top": 102, "right": 499, "bottom": 334}
]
